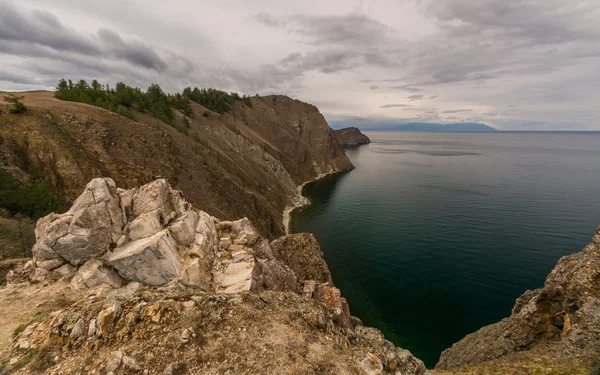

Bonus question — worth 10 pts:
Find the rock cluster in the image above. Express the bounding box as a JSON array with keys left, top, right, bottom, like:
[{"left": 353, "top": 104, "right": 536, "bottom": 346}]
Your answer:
[
  {"left": 436, "top": 225, "right": 600, "bottom": 370},
  {"left": 27, "top": 178, "right": 299, "bottom": 295}
]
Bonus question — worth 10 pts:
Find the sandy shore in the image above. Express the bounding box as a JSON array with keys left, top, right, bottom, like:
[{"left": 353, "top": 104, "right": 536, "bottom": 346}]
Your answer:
[{"left": 282, "top": 171, "right": 336, "bottom": 234}]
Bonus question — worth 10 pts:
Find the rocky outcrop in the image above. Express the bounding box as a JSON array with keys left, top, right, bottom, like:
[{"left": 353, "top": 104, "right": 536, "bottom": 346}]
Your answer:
[
  {"left": 2, "top": 177, "right": 427, "bottom": 375},
  {"left": 271, "top": 233, "right": 333, "bottom": 284},
  {"left": 436, "top": 226, "right": 600, "bottom": 370},
  {"left": 28, "top": 178, "right": 300, "bottom": 295},
  {"left": 334, "top": 127, "right": 371, "bottom": 147}
]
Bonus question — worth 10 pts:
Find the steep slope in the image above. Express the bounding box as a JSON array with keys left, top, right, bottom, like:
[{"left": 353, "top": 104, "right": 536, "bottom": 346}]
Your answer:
[
  {"left": 435, "top": 226, "right": 600, "bottom": 373},
  {"left": 334, "top": 127, "right": 371, "bottom": 147},
  {"left": 0, "top": 91, "right": 352, "bottom": 250}
]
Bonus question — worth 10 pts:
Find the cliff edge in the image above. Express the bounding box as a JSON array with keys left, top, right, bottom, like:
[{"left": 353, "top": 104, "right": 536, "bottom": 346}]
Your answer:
[
  {"left": 0, "top": 178, "right": 426, "bottom": 375},
  {"left": 436, "top": 226, "right": 600, "bottom": 373}
]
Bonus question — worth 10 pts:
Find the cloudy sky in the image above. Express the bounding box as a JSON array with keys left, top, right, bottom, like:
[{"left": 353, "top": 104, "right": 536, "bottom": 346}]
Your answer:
[{"left": 1, "top": 0, "right": 599, "bottom": 130}]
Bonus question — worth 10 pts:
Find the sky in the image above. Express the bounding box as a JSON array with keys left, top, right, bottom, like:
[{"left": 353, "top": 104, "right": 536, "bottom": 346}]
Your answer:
[{"left": 1, "top": 0, "right": 599, "bottom": 130}]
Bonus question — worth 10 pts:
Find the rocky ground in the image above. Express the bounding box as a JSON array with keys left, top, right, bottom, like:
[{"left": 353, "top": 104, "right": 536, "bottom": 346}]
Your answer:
[
  {"left": 0, "top": 178, "right": 426, "bottom": 375},
  {"left": 333, "top": 127, "right": 371, "bottom": 147}
]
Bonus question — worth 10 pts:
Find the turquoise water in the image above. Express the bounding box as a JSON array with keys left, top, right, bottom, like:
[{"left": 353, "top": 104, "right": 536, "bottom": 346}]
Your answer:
[{"left": 291, "top": 132, "right": 600, "bottom": 368}]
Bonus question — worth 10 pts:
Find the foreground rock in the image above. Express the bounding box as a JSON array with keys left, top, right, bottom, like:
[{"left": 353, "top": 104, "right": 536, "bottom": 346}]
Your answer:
[
  {"left": 27, "top": 178, "right": 301, "bottom": 295},
  {"left": 334, "top": 127, "right": 371, "bottom": 147},
  {"left": 436, "top": 226, "right": 600, "bottom": 371},
  {"left": 2, "top": 178, "right": 426, "bottom": 375}
]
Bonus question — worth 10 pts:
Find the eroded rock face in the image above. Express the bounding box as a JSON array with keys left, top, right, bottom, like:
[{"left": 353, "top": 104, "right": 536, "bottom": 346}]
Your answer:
[
  {"left": 28, "top": 178, "right": 301, "bottom": 295},
  {"left": 271, "top": 233, "right": 333, "bottom": 284},
  {"left": 436, "top": 225, "right": 600, "bottom": 370}
]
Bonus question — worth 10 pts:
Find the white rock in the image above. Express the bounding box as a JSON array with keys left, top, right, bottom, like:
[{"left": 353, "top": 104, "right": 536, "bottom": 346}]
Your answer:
[
  {"left": 130, "top": 179, "right": 174, "bottom": 218},
  {"left": 70, "top": 318, "right": 85, "bottom": 339},
  {"left": 106, "top": 351, "right": 124, "bottom": 372},
  {"left": 109, "top": 230, "right": 181, "bottom": 286},
  {"left": 129, "top": 210, "right": 163, "bottom": 241},
  {"left": 88, "top": 319, "right": 97, "bottom": 336},
  {"left": 180, "top": 328, "right": 195, "bottom": 344},
  {"left": 71, "top": 260, "right": 124, "bottom": 290},
  {"left": 179, "top": 256, "right": 210, "bottom": 290},
  {"left": 169, "top": 210, "right": 199, "bottom": 247},
  {"left": 213, "top": 247, "right": 257, "bottom": 294}
]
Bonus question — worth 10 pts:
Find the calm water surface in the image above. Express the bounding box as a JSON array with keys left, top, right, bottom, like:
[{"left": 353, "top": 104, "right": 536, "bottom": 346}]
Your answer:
[{"left": 291, "top": 132, "right": 600, "bottom": 367}]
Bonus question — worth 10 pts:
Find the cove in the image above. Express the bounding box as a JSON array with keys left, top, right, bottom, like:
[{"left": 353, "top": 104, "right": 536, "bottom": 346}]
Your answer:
[{"left": 290, "top": 131, "right": 600, "bottom": 367}]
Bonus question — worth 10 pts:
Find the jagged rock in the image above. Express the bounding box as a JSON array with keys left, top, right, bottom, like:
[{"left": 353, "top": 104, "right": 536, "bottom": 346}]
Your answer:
[
  {"left": 127, "top": 179, "right": 175, "bottom": 220},
  {"left": 128, "top": 210, "right": 164, "bottom": 241},
  {"left": 218, "top": 218, "right": 260, "bottom": 247},
  {"left": 71, "top": 260, "right": 124, "bottom": 290},
  {"left": 169, "top": 210, "right": 199, "bottom": 247},
  {"left": 213, "top": 246, "right": 257, "bottom": 293},
  {"left": 70, "top": 318, "right": 85, "bottom": 339},
  {"left": 436, "top": 226, "right": 600, "bottom": 370},
  {"left": 32, "top": 178, "right": 125, "bottom": 266},
  {"left": 271, "top": 233, "right": 333, "bottom": 284},
  {"left": 97, "top": 304, "right": 121, "bottom": 337},
  {"left": 178, "top": 257, "right": 209, "bottom": 290},
  {"left": 87, "top": 319, "right": 97, "bottom": 336},
  {"left": 109, "top": 230, "right": 181, "bottom": 286}
]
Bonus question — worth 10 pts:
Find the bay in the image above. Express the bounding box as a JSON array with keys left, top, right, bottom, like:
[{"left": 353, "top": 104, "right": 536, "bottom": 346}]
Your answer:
[{"left": 291, "top": 131, "right": 600, "bottom": 368}]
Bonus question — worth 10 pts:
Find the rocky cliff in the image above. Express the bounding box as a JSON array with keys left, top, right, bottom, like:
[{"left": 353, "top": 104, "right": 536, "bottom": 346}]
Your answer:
[
  {"left": 0, "top": 178, "right": 426, "bottom": 375},
  {"left": 334, "top": 127, "right": 371, "bottom": 147},
  {"left": 0, "top": 91, "right": 353, "bottom": 257},
  {"left": 436, "top": 226, "right": 600, "bottom": 373}
]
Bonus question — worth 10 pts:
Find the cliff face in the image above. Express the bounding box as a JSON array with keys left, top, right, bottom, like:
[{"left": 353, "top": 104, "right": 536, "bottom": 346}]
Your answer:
[
  {"left": 0, "top": 92, "right": 352, "bottom": 250},
  {"left": 0, "top": 178, "right": 426, "bottom": 375},
  {"left": 436, "top": 226, "right": 600, "bottom": 372},
  {"left": 334, "top": 127, "right": 371, "bottom": 147}
]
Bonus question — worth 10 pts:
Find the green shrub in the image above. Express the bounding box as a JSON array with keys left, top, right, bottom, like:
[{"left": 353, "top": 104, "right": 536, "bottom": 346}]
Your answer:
[{"left": 3, "top": 94, "right": 27, "bottom": 114}]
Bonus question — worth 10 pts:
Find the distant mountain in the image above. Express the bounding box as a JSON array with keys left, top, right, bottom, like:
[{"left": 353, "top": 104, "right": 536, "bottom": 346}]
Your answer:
[{"left": 371, "top": 122, "right": 497, "bottom": 132}]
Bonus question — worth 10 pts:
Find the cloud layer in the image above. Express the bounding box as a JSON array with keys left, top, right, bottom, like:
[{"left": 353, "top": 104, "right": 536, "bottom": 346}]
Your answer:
[{"left": 1, "top": 0, "right": 599, "bottom": 130}]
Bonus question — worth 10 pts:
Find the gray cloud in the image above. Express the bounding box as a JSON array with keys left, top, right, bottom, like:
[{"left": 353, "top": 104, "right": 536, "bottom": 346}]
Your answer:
[
  {"left": 442, "top": 109, "right": 472, "bottom": 114},
  {"left": 390, "top": 84, "right": 422, "bottom": 92},
  {"left": 380, "top": 104, "right": 411, "bottom": 108},
  {"left": 1, "top": 0, "right": 599, "bottom": 129},
  {"left": 370, "top": 85, "right": 379, "bottom": 90},
  {"left": 0, "top": 1, "right": 168, "bottom": 73},
  {"left": 98, "top": 28, "right": 167, "bottom": 71}
]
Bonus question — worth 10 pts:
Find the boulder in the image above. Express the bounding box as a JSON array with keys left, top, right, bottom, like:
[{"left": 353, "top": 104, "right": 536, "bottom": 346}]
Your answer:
[
  {"left": 71, "top": 260, "right": 124, "bottom": 290},
  {"left": 169, "top": 210, "right": 199, "bottom": 247},
  {"left": 32, "top": 178, "right": 125, "bottom": 266},
  {"left": 109, "top": 230, "right": 181, "bottom": 286},
  {"left": 212, "top": 247, "right": 258, "bottom": 293},
  {"left": 217, "top": 218, "right": 260, "bottom": 247},
  {"left": 128, "top": 210, "right": 164, "bottom": 241}
]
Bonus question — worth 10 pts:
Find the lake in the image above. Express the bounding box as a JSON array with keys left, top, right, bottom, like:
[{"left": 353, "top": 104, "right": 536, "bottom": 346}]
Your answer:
[{"left": 290, "top": 131, "right": 600, "bottom": 368}]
